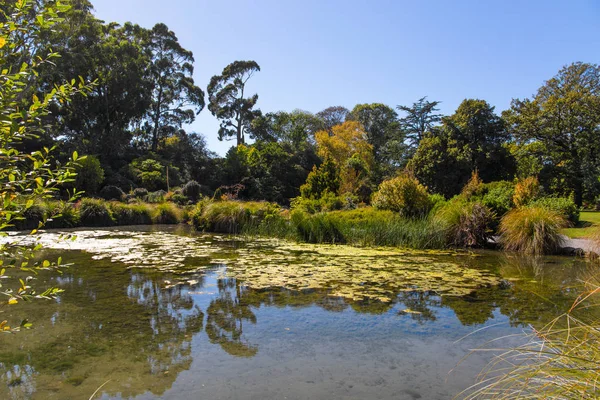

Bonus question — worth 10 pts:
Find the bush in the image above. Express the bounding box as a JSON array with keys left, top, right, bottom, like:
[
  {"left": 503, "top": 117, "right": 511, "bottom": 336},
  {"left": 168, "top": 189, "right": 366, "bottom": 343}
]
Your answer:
[
  {"left": 132, "top": 188, "right": 148, "bottom": 200},
  {"left": 99, "top": 185, "right": 125, "bottom": 201},
  {"left": 152, "top": 203, "right": 183, "bottom": 224},
  {"left": 372, "top": 174, "right": 432, "bottom": 218},
  {"left": 78, "top": 198, "right": 114, "bottom": 227},
  {"left": 530, "top": 196, "right": 579, "bottom": 225},
  {"left": 513, "top": 176, "right": 540, "bottom": 207},
  {"left": 499, "top": 206, "right": 567, "bottom": 255},
  {"left": 435, "top": 200, "right": 494, "bottom": 248},
  {"left": 460, "top": 171, "right": 484, "bottom": 200},
  {"left": 146, "top": 190, "right": 167, "bottom": 204},
  {"left": 74, "top": 155, "right": 104, "bottom": 196},
  {"left": 481, "top": 181, "right": 515, "bottom": 217},
  {"left": 45, "top": 201, "right": 79, "bottom": 228},
  {"left": 170, "top": 193, "right": 189, "bottom": 205},
  {"left": 182, "top": 180, "right": 202, "bottom": 202},
  {"left": 109, "top": 202, "right": 153, "bottom": 225}
]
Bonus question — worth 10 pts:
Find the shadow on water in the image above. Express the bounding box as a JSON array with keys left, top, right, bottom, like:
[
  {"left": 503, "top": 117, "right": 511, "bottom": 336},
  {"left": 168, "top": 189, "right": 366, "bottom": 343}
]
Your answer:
[{"left": 0, "top": 226, "right": 596, "bottom": 399}]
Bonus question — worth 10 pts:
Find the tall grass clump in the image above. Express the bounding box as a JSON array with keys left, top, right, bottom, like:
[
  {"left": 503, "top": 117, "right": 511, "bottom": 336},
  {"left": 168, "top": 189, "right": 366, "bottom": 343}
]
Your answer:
[
  {"left": 109, "top": 202, "right": 153, "bottom": 225},
  {"left": 45, "top": 201, "right": 80, "bottom": 228},
  {"left": 499, "top": 206, "right": 567, "bottom": 255},
  {"left": 191, "top": 201, "right": 282, "bottom": 233},
  {"left": 78, "top": 198, "right": 114, "bottom": 227},
  {"left": 152, "top": 203, "right": 183, "bottom": 224},
  {"left": 372, "top": 174, "right": 432, "bottom": 218},
  {"left": 461, "top": 282, "right": 600, "bottom": 399},
  {"left": 434, "top": 200, "right": 494, "bottom": 248}
]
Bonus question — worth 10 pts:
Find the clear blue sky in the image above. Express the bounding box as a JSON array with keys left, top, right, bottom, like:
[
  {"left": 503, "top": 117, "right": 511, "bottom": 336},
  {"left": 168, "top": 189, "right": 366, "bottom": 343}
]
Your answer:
[{"left": 92, "top": 0, "right": 600, "bottom": 155}]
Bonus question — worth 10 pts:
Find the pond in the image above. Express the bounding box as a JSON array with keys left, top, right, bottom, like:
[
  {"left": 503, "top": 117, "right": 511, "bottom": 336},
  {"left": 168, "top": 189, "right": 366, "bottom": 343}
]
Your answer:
[{"left": 0, "top": 225, "right": 594, "bottom": 399}]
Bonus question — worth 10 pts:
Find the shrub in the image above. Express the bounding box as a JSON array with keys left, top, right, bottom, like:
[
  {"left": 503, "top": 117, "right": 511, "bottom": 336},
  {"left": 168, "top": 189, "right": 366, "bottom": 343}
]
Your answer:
[
  {"left": 146, "top": 190, "right": 167, "bottom": 203},
  {"left": 372, "top": 174, "right": 432, "bottom": 218},
  {"left": 182, "top": 180, "right": 202, "bottom": 202},
  {"left": 499, "top": 206, "right": 567, "bottom": 255},
  {"left": 99, "top": 185, "right": 125, "bottom": 201},
  {"left": 45, "top": 201, "right": 80, "bottom": 228},
  {"left": 435, "top": 200, "right": 494, "bottom": 248},
  {"left": 132, "top": 187, "right": 148, "bottom": 200},
  {"left": 74, "top": 155, "right": 104, "bottom": 196},
  {"left": 481, "top": 181, "right": 515, "bottom": 217},
  {"left": 530, "top": 196, "right": 579, "bottom": 225},
  {"left": 78, "top": 198, "right": 114, "bottom": 227},
  {"left": 170, "top": 193, "right": 189, "bottom": 205},
  {"left": 291, "top": 192, "right": 357, "bottom": 214},
  {"left": 152, "top": 203, "right": 182, "bottom": 224},
  {"left": 513, "top": 176, "right": 540, "bottom": 207}
]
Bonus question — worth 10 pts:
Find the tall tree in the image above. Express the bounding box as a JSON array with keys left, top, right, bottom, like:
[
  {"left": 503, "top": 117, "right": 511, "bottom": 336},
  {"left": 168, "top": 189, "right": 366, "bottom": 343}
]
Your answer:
[
  {"left": 409, "top": 99, "right": 515, "bottom": 197},
  {"left": 348, "top": 103, "right": 405, "bottom": 180},
  {"left": 397, "top": 97, "right": 442, "bottom": 148},
  {"left": 316, "top": 106, "right": 349, "bottom": 133},
  {"left": 143, "top": 23, "right": 205, "bottom": 152},
  {"left": 207, "top": 60, "right": 261, "bottom": 146},
  {"left": 504, "top": 62, "right": 600, "bottom": 206},
  {"left": 251, "top": 109, "right": 323, "bottom": 147}
]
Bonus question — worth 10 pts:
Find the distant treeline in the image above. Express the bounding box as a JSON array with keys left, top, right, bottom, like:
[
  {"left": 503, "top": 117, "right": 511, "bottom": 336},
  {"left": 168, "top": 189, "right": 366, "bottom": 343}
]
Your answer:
[{"left": 3, "top": 0, "right": 600, "bottom": 207}]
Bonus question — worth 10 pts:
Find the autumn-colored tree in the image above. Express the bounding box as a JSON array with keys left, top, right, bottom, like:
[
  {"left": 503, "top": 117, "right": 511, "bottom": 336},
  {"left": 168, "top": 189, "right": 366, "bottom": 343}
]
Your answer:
[{"left": 310, "top": 121, "right": 373, "bottom": 198}]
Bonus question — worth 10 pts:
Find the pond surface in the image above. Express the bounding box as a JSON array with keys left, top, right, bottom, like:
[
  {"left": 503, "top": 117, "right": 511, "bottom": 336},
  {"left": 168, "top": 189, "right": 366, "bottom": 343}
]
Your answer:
[{"left": 0, "top": 225, "right": 594, "bottom": 399}]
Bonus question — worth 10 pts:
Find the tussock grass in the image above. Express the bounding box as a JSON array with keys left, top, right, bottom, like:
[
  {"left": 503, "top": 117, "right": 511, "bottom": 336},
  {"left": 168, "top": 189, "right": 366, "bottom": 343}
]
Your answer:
[
  {"left": 499, "top": 206, "right": 567, "bottom": 255},
  {"left": 459, "top": 280, "right": 600, "bottom": 399},
  {"left": 435, "top": 200, "right": 494, "bottom": 248}
]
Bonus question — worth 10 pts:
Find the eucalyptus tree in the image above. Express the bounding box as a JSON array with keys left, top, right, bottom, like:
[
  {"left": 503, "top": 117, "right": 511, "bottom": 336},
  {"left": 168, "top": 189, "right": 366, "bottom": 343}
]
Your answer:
[
  {"left": 207, "top": 60, "right": 261, "bottom": 146},
  {"left": 316, "top": 106, "right": 349, "bottom": 133},
  {"left": 143, "top": 23, "right": 205, "bottom": 152}
]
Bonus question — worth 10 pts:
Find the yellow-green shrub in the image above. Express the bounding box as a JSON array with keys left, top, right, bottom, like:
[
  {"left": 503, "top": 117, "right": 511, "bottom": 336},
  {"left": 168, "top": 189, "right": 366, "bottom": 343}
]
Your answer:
[
  {"left": 513, "top": 176, "right": 540, "bottom": 207},
  {"left": 372, "top": 174, "right": 432, "bottom": 218}
]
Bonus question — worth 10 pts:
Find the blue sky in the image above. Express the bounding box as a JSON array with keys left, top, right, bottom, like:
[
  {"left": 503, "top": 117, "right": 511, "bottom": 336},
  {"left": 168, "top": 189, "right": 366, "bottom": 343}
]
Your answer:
[{"left": 92, "top": 0, "right": 600, "bottom": 155}]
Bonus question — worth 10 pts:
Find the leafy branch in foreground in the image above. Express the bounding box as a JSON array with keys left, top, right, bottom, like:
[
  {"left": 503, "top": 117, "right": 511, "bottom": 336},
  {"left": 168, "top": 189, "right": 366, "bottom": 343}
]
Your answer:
[{"left": 0, "top": 0, "right": 92, "bottom": 332}]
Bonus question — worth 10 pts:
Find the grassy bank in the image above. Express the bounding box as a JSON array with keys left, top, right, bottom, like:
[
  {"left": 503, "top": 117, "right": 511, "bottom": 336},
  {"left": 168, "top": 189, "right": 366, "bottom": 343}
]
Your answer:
[
  {"left": 12, "top": 199, "right": 186, "bottom": 230},
  {"left": 560, "top": 211, "right": 600, "bottom": 239}
]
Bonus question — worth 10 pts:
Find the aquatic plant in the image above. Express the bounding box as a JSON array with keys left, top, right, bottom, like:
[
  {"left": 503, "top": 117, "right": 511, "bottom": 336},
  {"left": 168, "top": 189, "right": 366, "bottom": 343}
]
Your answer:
[
  {"left": 372, "top": 173, "right": 432, "bottom": 218},
  {"left": 78, "top": 198, "right": 114, "bottom": 227},
  {"left": 461, "top": 282, "right": 600, "bottom": 399},
  {"left": 193, "top": 201, "right": 281, "bottom": 233},
  {"left": 499, "top": 206, "right": 566, "bottom": 255}
]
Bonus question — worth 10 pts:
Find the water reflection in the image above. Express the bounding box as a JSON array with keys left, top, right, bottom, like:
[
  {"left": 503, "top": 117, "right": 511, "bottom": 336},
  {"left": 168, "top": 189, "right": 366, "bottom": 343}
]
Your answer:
[{"left": 0, "top": 228, "right": 595, "bottom": 400}]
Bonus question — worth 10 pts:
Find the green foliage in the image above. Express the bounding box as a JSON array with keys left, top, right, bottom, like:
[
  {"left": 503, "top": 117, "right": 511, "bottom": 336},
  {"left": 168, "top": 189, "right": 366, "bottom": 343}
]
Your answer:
[
  {"left": 291, "top": 192, "right": 357, "bottom": 214},
  {"left": 170, "top": 193, "right": 189, "bottom": 205},
  {"left": 146, "top": 190, "right": 167, "bottom": 203},
  {"left": 300, "top": 159, "right": 340, "bottom": 200},
  {"left": 74, "top": 156, "right": 104, "bottom": 196},
  {"left": 152, "top": 203, "right": 182, "bottom": 224},
  {"left": 99, "top": 185, "right": 125, "bottom": 201},
  {"left": 13, "top": 204, "right": 47, "bottom": 231},
  {"left": 132, "top": 158, "right": 166, "bottom": 191},
  {"left": 530, "top": 197, "right": 580, "bottom": 225},
  {"left": 182, "top": 180, "right": 202, "bottom": 202},
  {"left": 45, "top": 201, "right": 80, "bottom": 229},
  {"left": 0, "top": 0, "right": 92, "bottom": 322},
  {"left": 372, "top": 174, "right": 432, "bottom": 218},
  {"left": 480, "top": 181, "right": 515, "bottom": 217},
  {"left": 78, "top": 199, "right": 114, "bottom": 227},
  {"left": 499, "top": 206, "right": 567, "bottom": 255},
  {"left": 397, "top": 96, "right": 442, "bottom": 149},
  {"left": 435, "top": 200, "right": 495, "bottom": 247}
]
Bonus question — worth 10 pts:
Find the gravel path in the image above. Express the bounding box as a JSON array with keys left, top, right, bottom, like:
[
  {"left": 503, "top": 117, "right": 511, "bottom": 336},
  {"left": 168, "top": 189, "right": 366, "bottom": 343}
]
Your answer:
[{"left": 561, "top": 236, "right": 600, "bottom": 254}]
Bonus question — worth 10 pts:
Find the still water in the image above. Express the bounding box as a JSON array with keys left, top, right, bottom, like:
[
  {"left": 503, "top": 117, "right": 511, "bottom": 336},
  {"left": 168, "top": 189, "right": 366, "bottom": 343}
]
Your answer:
[{"left": 0, "top": 226, "right": 592, "bottom": 399}]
